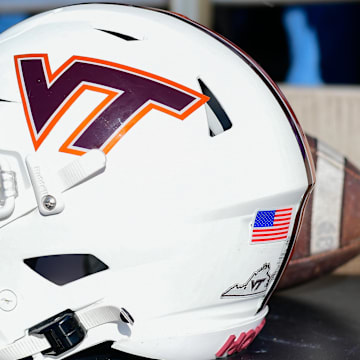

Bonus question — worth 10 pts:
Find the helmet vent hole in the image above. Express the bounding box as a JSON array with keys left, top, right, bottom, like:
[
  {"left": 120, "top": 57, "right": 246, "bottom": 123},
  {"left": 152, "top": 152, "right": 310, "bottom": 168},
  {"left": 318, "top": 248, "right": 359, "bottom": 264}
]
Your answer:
[
  {"left": 198, "top": 78, "right": 232, "bottom": 137},
  {"left": 24, "top": 254, "right": 109, "bottom": 286},
  {"left": 96, "top": 29, "right": 139, "bottom": 41}
]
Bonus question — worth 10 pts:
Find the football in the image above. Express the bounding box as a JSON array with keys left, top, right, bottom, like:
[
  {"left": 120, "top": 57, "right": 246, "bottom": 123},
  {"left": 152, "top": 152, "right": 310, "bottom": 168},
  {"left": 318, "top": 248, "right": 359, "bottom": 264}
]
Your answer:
[{"left": 278, "top": 134, "right": 360, "bottom": 289}]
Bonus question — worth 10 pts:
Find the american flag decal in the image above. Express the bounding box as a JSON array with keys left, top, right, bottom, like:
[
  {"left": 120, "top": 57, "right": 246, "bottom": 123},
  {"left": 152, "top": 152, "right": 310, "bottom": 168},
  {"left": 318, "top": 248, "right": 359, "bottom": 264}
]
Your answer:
[{"left": 251, "top": 208, "right": 293, "bottom": 243}]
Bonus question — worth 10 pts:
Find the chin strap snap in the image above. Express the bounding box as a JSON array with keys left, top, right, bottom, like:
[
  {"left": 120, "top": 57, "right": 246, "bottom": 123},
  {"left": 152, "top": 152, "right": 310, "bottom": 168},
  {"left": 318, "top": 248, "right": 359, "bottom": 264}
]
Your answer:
[{"left": 0, "top": 305, "right": 133, "bottom": 360}]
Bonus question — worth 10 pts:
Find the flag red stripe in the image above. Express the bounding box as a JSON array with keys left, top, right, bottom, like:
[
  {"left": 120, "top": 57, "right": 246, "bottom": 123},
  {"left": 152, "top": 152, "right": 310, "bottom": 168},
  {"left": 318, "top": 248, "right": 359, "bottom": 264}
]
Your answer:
[
  {"left": 274, "top": 215, "right": 291, "bottom": 219},
  {"left": 253, "top": 229, "right": 289, "bottom": 234},
  {"left": 274, "top": 216, "right": 291, "bottom": 222},
  {"left": 275, "top": 212, "right": 292, "bottom": 217},
  {"left": 272, "top": 221, "right": 290, "bottom": 226},
  {"left": 276, "top": 208, "right": 292, "bottom": 212},
  {"left": 252, "top": 235, "right": 288, "bottom": 242},
  {"left": 253, "top": 226, "right": 290, "bottom": 232},
  {"left": 254, "top": 223, "right": 290, "bottom": 230},
  {"left": 252, "top": 230, "right": 289, "bottom": 237}
]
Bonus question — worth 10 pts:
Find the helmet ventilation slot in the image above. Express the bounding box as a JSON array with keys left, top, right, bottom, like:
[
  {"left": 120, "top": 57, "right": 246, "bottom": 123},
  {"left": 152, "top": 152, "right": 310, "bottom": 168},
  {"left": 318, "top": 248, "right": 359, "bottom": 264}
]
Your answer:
[
  {"left": 96, "top": 29, "right": 139, "bottom": 41},
  {"left": 198, "top": 78, "right": 232, "bottom": 137},
  {"left": 24, "top": 254, "right": 109, "bottom": 286}
]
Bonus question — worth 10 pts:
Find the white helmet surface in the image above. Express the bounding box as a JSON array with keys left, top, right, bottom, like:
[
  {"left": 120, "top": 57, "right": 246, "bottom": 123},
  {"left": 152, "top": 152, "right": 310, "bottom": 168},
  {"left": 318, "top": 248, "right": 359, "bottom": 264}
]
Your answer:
[{"left": 0, "top": 4, "right": 315, "bottom": 360}]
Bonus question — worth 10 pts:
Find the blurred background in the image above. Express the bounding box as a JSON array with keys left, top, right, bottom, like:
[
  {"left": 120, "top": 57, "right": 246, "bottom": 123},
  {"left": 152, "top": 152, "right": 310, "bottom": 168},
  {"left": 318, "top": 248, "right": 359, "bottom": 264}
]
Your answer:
[
  {"left": 1, "top": 2, "right": 359, "bottom": 357},
  {"left": 2, "top": 0, "right": 360, "bottom": 85}
]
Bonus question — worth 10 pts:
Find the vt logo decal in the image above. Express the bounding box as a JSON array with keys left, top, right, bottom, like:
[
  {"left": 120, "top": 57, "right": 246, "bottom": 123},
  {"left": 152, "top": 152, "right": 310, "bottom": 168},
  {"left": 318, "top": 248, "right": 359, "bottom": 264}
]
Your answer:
[
  {"left": 15, "top": 54, "right": 208, "bottom": 155},
  {"left": 221, "top": 263, "right": 274, "bottom": 298}
]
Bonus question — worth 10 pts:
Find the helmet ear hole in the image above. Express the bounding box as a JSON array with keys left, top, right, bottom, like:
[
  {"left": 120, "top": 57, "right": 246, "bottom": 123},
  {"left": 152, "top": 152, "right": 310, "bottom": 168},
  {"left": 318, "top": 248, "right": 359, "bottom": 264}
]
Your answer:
[
  {"left": 198, "top": 78, "right": 232, "bottom": 137},
  {"left": 24, "top": 254, "right": 109, "bottom": 286}
]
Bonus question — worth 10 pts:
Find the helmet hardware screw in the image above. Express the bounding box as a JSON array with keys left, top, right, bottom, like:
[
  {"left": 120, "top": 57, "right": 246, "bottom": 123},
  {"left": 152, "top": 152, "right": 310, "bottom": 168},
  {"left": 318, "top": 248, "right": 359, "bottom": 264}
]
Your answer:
[{"left": 42, "top": 195, "right": 57, "bottom": 211}]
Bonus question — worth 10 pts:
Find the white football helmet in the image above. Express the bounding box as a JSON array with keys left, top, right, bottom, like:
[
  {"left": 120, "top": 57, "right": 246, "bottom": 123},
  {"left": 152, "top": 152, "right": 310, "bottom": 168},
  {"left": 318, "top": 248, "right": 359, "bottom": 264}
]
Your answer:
[{"left": 0, "top": 4, "right": 315, "bottom": 360}]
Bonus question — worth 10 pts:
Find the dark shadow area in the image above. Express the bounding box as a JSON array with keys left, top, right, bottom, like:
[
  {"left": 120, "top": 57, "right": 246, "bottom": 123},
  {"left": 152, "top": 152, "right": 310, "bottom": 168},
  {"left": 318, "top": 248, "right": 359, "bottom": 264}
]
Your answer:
[
  {"left": 60, "top": 275, "right": 360, "bottom": 360},
  {"left": 240, "top": 274, "right": 360, "bottom": 359},
  {"left": 214, "top": 5, "right": 289, "bottom": 83},
  {"left": 213, "top": 2, "right": 360, "bottom": 84}
]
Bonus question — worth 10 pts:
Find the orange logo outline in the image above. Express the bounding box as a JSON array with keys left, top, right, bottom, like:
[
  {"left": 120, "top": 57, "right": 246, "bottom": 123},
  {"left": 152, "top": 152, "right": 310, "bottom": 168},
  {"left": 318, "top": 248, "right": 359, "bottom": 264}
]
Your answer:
[{"left": 15, "top": 54, "right": 209, "bottom": 156}]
